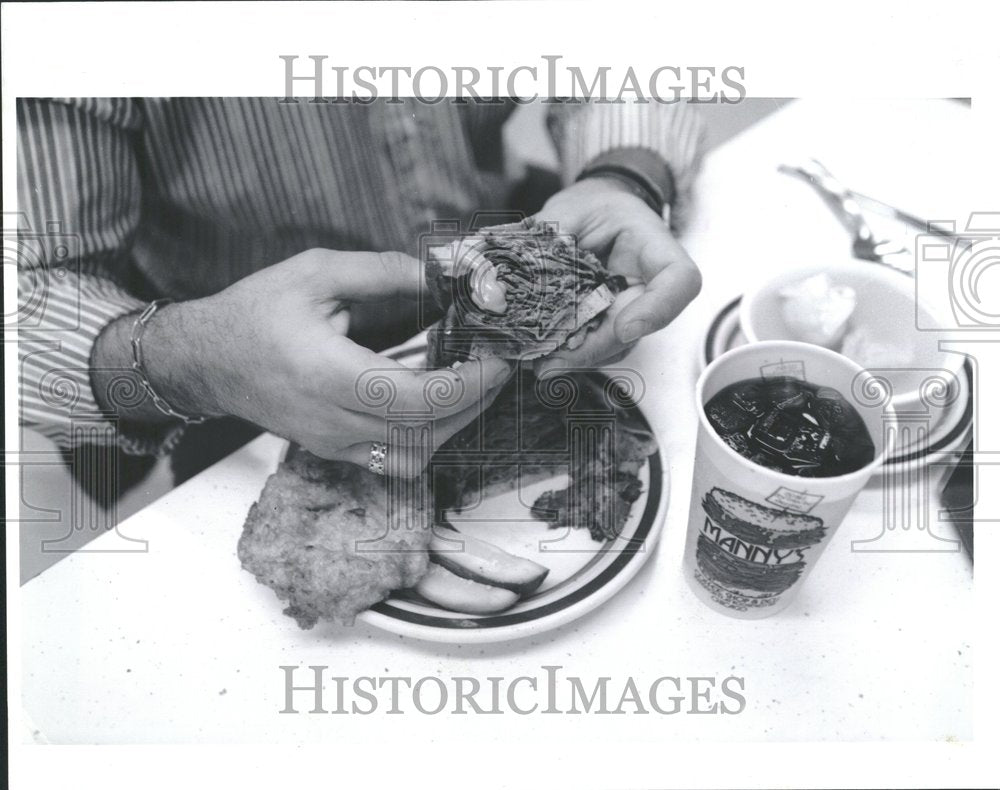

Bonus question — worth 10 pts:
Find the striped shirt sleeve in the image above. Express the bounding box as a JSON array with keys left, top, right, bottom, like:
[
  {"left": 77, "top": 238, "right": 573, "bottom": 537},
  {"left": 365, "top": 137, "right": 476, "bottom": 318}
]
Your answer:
[
  {"left": 545, "top": 99, "right": 707, "bottom": 227},
  {"left": 17, "top": 98, "right": 183, "bottom": 456}
]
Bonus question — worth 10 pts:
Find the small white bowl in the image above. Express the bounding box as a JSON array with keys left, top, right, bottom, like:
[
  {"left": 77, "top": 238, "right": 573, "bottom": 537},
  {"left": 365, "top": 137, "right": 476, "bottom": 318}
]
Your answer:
[{"left": 740, "top": 261, "right": 965, "bottom": 418}]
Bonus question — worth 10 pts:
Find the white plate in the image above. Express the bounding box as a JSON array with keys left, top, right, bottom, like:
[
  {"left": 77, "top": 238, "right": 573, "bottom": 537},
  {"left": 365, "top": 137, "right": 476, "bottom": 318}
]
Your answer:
[
  {"left": 277, "top": 337, "right": 669, "bottom": 644},
  {"left": 702, "top": 297, "right": 973, "bottom": 472}
]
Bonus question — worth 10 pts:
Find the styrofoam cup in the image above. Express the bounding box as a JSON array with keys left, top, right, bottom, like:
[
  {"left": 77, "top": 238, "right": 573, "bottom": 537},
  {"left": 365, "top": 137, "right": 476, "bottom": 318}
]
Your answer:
[{"left": 684, "top": 341, "right": 895, "bottom": 618}]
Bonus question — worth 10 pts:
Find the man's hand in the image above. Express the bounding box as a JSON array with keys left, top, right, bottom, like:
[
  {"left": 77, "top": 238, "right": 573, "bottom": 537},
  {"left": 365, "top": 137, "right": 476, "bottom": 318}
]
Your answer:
[
  {"left": 532, "top": 177, "right": 702, "bottom": 378},
  {"left": 92, "top": 249, "right": 511, "bottom": 477}
]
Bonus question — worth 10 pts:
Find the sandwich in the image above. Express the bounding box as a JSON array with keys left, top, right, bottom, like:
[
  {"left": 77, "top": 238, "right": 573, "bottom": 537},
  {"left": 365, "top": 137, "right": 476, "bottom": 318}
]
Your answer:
[
  {"left": 238, "top": 223, "right": 653, "bottom": 629},
  {"left": 425, "top": 219, "right": 626, "bottom": 365},
  {"left": 425, "top": 222, "right": 652, "bottom": 541}
]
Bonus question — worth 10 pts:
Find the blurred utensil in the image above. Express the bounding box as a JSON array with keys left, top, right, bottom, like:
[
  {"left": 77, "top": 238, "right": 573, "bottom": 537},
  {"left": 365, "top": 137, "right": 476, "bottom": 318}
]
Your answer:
[
  {"left": 779, "top": 160, "right": 912, "bottom": 273},
  {"left": 847, "top": 190, "right": 976, "bottom": 253},
  {"left": 846, "top": 190, "right": 961, "bottom": 240}
]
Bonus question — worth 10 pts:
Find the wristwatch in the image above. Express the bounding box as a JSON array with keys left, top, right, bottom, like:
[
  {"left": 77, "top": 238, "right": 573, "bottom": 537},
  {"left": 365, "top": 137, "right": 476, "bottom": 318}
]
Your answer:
[{"left": 577, "top": 146, "right": 676, "bottom": 217}]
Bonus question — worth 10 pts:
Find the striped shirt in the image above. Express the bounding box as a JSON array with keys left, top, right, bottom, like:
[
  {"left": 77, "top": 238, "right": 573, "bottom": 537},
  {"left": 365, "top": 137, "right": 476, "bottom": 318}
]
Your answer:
[{"left": 17, "top": 97, "right": 705, "bottom": 455}]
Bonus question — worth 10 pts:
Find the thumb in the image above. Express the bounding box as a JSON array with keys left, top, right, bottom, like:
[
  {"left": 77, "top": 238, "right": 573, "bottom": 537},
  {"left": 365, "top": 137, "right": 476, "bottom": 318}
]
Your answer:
[
  {"left": 613, "top": 250, "right": 702, "bottom": 343},
  {"left": 304, "top": 249, "right": 427, "bottom": 302}
]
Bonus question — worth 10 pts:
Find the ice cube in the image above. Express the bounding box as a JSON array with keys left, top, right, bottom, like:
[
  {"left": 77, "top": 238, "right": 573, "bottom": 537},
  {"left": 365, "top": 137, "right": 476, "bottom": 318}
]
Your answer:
[
  {"left": 776, "top": 391, "right": 808, "bottom": 412},
  {"left": 707, "top": 400, "right": 756, "bottom": 434},
  {"left": 812, "top": 395, "right": 849, "bottom": 430},
  {"left": 721, "top": 431, "right": 752, "bottom": 456},
  {"left": 765, "top": 377, "right": 806, "bottom": 406},
  {"left": 751, "top": 408, "right": 800, "bottom": 452},
  {"left": 752, "top": 403, "right": 832, "bottom": 469},
  {"left": 729, "top": 381, "right": 769, "bottom": 416},
  {"left": 815, "top": 386, "right": 843, "bottom": 401},
  {"left": 787, "top": 423, "right": 832, "bottom": 463}
]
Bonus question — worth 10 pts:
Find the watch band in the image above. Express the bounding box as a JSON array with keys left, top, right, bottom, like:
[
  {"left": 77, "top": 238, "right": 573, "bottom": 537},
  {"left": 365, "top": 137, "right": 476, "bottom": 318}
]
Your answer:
[{"left": 577, "top": 147, "right": 677, "bottom": 216}]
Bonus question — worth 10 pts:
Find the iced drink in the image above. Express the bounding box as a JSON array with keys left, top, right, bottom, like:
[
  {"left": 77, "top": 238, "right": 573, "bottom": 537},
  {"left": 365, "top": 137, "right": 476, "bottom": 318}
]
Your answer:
[
  {"left": 704, "top": 377, "right": 875, "bottom": 477},
  {"left": 684, "top": 341, "right": 893, "bottom": 618}
]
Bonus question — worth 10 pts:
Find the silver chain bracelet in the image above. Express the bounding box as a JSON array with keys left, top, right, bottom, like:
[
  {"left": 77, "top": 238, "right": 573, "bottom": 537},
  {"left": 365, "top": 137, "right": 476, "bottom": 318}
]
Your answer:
[{"left": 130, "top": 299, "right": 207, "bottom": 425}]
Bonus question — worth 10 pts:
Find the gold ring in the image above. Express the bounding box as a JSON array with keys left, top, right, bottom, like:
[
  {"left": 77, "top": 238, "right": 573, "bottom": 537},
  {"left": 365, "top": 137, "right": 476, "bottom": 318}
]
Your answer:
[{"left": 368, "top": 441, "right": 387, "bottom": 476}]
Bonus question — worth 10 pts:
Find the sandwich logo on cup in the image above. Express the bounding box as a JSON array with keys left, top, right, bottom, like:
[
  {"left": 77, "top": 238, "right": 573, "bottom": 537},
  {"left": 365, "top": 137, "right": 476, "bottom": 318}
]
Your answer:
[{"left": 695, "top": 487, "right": 827, "bottom": 612}]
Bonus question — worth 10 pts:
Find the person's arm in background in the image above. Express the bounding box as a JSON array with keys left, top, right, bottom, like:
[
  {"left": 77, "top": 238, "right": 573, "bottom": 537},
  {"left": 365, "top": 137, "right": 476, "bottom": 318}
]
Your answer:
[
  {"left": 534, "top": 100, "right": 708, "bottom": 377},
  {"left": 17, "top": 98, "right": 182, "bottom": 455},
  {"left": 18, "top": 98, "right": 510, "bottom": 474}
]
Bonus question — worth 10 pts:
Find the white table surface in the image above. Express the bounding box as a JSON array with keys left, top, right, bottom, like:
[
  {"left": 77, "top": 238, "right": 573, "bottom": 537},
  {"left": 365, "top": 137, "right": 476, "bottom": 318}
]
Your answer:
[{"left": 20, "top": 99, "right": 975, "bottom": 744}]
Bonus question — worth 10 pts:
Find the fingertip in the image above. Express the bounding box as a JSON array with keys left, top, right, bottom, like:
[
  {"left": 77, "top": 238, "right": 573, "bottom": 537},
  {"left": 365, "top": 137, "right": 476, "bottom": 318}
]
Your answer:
[{"left": 446, "top": 356, "right": 512, "bottom": 399}]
